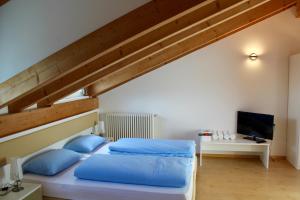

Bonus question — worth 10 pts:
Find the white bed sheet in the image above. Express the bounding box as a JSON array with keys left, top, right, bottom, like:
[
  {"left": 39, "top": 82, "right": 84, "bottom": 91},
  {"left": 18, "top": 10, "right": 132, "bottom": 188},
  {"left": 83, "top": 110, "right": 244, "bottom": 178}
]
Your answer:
[{"left": 24, "top": 143, "right": 196, "bottom": 200}]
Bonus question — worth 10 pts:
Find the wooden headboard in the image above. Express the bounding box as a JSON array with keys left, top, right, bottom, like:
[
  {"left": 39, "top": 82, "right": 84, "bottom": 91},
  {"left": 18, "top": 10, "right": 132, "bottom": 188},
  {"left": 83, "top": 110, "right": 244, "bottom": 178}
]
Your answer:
[{"left": 0, "top": 111, "right": 98, "bottom": 159}]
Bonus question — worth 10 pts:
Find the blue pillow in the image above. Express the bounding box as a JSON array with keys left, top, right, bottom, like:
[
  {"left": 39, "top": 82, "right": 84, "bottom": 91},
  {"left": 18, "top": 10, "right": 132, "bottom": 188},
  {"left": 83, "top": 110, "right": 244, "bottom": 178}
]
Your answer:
[
  {"left": 64, "top": 135, "right": 105, "bottom": 153},
  {"left": 23, "top": 149, "right": 81, "bottom": 176}
]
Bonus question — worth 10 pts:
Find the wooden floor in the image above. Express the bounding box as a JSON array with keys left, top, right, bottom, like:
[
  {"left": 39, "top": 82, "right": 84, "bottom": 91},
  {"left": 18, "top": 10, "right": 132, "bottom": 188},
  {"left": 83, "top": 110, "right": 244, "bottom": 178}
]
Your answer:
[{"left": 196, "top": 157, "right": 300, "bottom": 200}]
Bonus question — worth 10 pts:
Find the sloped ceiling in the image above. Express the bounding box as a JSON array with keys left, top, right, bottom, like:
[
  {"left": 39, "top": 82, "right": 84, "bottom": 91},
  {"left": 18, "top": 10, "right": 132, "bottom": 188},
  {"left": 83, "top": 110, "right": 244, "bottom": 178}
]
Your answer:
[
  {"left": 0, "top": 0, "right": 150, "bottom": 83},
  {"left": 0, "top": 0, "right": 298, "bottom": 113}
]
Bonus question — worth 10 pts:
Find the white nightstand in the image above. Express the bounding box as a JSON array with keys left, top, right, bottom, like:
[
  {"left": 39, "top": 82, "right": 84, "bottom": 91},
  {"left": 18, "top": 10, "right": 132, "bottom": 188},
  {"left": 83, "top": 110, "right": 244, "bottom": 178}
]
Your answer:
[{"left": 1, "top": 182, "right": 42, "bottom": 200}]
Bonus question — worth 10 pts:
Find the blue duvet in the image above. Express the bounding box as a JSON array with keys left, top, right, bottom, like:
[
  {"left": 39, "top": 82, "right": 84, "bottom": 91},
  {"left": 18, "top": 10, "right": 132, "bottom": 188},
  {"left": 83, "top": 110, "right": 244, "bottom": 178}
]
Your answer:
[
  {"left": 109, "top": 138, "right": 195, "bottom": 158},
  {"left": 74, "top": 154, "right": 192, "bottom": 188}
]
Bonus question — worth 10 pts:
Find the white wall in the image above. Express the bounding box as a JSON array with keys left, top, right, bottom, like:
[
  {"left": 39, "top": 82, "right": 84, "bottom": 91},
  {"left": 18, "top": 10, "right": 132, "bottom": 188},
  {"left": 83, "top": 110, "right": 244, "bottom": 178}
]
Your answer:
[
  {"left": 287, "top": 53, "right": 300, "bottom": 169},
  {"left": 99, "top": 8, "right": 300, "bottom": 156},
  {"left": 0, "top": 0, "right": 149, "bottom": 83}
]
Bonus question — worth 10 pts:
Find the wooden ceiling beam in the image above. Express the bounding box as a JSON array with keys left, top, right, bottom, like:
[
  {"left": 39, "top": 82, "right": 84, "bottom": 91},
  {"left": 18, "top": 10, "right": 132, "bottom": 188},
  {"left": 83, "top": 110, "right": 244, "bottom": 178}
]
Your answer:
[
  {"left": 86, "top": 0, "right": 296, "bottom": 97},
  {"left": 0, "top": 0, "right": 9, "bottom": 7},
  {"left": 0, "top": 98, "right": 98, "bottom": 138},
  {"left": 297, "top": 0, "right": 300, "bottom": 17},
  {"left": 8, "top": 0, "right": 242, "bottom": 111},
  {"left": 3, "top": 0, "right": 297, "bottom": 111},
  {"left": 1, "top": 0, "right": 205, "bottom": 111},
  {"left": 33, "top": 0, "right": 265, "bottom": 107}
]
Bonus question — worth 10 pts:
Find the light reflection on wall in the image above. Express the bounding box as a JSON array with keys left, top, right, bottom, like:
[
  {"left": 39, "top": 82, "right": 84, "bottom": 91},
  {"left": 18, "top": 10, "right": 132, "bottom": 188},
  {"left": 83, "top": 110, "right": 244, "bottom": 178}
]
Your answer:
[
  {"left": 242, "top": 41, "right": 265, "bottom": 69},
  {"left": 245, "top": 58, "right": 262, "bottom": 69}
]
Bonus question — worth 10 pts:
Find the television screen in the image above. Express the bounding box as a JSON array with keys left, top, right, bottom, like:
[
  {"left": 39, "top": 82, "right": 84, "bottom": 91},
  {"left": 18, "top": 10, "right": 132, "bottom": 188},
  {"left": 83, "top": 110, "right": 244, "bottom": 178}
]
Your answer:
[{"left": 237, "top": 111, "right": 274, "bottom": 140}]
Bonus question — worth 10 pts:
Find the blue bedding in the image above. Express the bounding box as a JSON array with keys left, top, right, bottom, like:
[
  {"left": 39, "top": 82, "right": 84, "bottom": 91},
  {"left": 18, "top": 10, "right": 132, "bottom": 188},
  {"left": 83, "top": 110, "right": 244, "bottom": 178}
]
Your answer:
[
  {"left": 109, "top": 138, "right": 195, "bottom": 158},
  {"left": 74, "top": 154, "right": 192, "bottom": 188}
]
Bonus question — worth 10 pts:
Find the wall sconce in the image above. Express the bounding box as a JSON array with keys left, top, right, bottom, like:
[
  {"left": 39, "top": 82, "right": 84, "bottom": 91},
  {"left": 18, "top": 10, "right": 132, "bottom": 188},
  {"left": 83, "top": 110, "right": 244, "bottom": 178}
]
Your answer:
[
  {"left": 9, "top": 157, "right": 24, "bottom": 192},
  {"left": 249, "top": 53, "right": 258, "bottom": 61},
  {"left": 98, "top": 121, "right": 105, "bottom": 136}
]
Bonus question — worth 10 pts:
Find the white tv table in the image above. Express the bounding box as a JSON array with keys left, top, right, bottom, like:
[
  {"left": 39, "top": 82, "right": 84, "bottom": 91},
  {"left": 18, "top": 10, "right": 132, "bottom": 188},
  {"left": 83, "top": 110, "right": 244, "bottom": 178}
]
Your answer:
[{"left": 199, "top": 136, "right": 270, "bottom": 169}]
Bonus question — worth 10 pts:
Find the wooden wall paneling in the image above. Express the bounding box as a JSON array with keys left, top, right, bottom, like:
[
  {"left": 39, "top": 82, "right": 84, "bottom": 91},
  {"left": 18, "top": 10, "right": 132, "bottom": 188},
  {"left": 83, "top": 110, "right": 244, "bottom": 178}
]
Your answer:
[
  {"left": 0, "top": 0, "right": 205, "bottom": 109},
  {"left": 8, "top": 0, "right": 236, "bottom": 111},
  {"left": 0, "top": 113, "right": 98, "bottom": 159},
  {"left": 86, "top": 0, "right": 296, "bottom": 96},
  {"left": 0, "top": 98, "right": 99, "bottom": 138},
  {"left": 35, "top": 0, "right": 266, "bottom": 106}
]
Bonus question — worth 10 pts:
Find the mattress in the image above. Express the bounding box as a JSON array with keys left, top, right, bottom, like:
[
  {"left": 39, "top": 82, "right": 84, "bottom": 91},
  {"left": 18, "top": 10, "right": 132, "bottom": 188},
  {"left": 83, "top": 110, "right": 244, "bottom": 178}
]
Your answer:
[{"left": 23, "top": 143, "right": 196, "bottom": 200}]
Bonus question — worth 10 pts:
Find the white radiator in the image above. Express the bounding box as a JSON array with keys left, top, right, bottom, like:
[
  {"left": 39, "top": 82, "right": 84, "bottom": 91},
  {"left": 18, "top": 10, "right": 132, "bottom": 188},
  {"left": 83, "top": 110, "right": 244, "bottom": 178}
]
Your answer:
[{"left": 101, "top": 112, "right": 159, "bottom": 141}]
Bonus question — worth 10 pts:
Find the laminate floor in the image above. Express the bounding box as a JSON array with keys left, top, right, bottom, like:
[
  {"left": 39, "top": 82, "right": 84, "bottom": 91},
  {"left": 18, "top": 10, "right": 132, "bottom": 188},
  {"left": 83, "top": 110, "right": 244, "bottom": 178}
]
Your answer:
[{"left": 196, "top": 157, "right": 300, "bottom": 200}]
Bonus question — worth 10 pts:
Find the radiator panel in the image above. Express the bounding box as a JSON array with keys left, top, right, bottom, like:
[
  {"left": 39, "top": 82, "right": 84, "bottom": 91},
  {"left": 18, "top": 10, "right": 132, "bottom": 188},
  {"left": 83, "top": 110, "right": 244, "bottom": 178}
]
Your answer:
[{"left": 102, "top": 113, "right": 158, "bottom": 141}]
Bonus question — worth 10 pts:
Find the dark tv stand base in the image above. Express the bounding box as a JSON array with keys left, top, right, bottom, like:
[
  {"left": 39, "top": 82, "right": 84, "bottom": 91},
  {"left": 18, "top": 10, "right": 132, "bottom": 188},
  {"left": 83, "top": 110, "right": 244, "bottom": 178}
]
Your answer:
[{"left": 243, "top": 136, "right": 267, "bottom": 143}]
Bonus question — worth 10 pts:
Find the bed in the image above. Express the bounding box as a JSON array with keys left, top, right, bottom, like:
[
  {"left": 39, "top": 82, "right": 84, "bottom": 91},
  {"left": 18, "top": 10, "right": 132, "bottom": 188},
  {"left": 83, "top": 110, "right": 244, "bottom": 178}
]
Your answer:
[{"left": 23, "top": 143, "right": 197, "bottom": 200}]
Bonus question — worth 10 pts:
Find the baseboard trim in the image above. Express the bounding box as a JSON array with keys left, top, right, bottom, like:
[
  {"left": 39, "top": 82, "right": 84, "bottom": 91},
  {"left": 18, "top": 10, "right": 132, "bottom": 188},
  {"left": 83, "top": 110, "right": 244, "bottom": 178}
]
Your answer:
[
  {"left": 197, "top": 153, "right": 286, "bottom": 160},
  {"left": 270, "top": 156, "right": 286, "bottom": 161},
  {"left": 199, "top": 153, "right": 259, "bottom": 159}
]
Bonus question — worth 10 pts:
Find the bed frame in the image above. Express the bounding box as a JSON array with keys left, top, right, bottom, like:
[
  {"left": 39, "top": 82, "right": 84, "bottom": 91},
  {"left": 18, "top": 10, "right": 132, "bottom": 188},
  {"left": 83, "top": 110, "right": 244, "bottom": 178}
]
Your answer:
[
  {"left": 8, "top": 109, "right": 198, "bottom": 200},
  {"left": 42, "top": 156, "right": 198, "bottom": 200},
  {"left": 21, "top": 134, "right": 197, "bottom": 200},
  {"left": 192, "top": 156, "right": 197, "bottom": 200}
]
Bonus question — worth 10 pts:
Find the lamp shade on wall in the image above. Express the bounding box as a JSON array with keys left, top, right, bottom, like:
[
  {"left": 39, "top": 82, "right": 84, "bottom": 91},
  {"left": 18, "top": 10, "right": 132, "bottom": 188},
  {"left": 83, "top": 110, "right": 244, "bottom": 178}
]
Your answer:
[
  {"left": 249, "top": 53, "right": 258, "bottom": 61},
  {"left": 9, "top": 157, "right": 23, "bottom": 181},
  {"left": 98, "top": 121, "right": 105, "bottom": 134}
]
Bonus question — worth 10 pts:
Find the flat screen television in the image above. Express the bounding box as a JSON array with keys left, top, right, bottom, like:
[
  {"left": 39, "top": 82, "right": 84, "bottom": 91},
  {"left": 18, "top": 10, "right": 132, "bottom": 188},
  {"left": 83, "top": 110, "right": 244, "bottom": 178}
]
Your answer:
[{"left": 237, "top": 111, "right": 274, "bottom": 140}]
